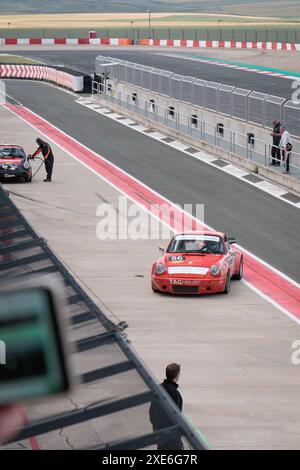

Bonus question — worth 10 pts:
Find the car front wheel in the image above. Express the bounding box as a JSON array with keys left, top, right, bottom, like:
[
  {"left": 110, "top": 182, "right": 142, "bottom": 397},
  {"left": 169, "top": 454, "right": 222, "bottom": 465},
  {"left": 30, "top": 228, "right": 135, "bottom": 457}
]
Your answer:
[{"left": 223, "top": 273, "right": 231, "bottom": 294}]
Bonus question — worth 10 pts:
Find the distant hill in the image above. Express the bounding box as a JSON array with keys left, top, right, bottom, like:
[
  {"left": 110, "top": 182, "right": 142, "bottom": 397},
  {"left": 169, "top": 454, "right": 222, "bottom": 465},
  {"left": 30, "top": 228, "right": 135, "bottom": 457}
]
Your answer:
[{"left": 1, "top": 0, "right": 299, "bottom": 16}]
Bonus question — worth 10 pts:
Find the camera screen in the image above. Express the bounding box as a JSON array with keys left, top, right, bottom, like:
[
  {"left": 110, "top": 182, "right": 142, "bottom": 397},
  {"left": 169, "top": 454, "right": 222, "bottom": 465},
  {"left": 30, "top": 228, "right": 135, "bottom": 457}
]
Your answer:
[{"left": 0, "top": 287, "right": 69, "bottom": 404}]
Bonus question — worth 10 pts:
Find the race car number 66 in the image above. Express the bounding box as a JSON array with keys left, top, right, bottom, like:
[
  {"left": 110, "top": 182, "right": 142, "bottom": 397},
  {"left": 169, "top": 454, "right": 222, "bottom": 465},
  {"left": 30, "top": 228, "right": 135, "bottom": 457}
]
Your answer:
[{"left": 145, "top": 454, "right": 198, "bottom": 465}]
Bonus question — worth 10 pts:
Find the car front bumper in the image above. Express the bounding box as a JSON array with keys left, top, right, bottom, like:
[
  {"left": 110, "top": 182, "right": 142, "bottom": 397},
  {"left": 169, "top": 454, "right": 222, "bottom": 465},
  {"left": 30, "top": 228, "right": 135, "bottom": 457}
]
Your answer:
[
  {"left": 0, "top": 167, "right": 29, "bottom": 179},
  {"left": 152, "top": 275, "right": 226, "bottom": 294}
]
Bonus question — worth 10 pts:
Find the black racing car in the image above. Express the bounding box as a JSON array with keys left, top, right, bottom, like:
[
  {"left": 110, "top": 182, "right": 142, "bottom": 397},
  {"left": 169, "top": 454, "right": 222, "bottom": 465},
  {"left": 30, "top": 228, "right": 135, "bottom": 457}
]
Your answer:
[{"left": 0, "top": 145, "right": 32, "bottom": 182}]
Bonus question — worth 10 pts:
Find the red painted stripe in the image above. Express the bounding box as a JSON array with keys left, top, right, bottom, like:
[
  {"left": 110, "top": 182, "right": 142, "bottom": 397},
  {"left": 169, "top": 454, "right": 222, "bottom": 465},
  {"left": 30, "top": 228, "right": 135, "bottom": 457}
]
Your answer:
[
  {"left": 5, "top": 104, "right": 300, "bottom": 320},
  {"left": 167, "top": 39, "right": 174, "bottom": 46},
  {"left": 54, "top": 38, "right": 67, "bottom": 45},
  {"left": 20, "top": 408, "right": 41, "bottom": 450},
  {"left": 78, "top": 38, "right": 89, "bottom": 44},
  {"left": 29, "top": 38, "right": 42, "bottom": 45},
  {"left": 5, "top": 38, "right": 17, "bottom": 45}
]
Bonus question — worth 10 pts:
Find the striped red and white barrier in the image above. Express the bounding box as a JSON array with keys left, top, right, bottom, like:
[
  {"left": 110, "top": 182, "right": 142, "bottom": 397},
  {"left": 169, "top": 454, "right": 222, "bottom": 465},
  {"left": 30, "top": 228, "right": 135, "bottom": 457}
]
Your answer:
[
  {"left": 0, "top": 64, "right": 84, "bottom": 92},
  {"left": 0, "top": 37, "right": 299, "bottom": 50},
  {"left": 139, "top": 38, "right": 300, "bottom": 51},
  {"left": 0, "top": 38, "right": 133, "bottom": 46}
]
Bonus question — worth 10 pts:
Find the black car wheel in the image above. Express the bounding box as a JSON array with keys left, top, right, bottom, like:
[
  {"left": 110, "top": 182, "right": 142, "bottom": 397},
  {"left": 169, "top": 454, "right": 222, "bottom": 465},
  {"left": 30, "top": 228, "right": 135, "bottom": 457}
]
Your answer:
[
  {"left": 223, "top": 273, "right": 231, "bottom": 294},
  {"left": 233, "top": 257, "right": 243, "bottom": 280}
]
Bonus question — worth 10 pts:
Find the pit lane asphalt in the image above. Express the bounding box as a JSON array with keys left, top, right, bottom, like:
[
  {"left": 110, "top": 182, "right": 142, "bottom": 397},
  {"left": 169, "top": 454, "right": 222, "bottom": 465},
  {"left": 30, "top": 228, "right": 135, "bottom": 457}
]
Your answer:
[
  {"left": 4, "top": 80, "right": 300, "bottom": 282},
  {"left": 4, "top": 49, "right": 294, "bottom": 99}
]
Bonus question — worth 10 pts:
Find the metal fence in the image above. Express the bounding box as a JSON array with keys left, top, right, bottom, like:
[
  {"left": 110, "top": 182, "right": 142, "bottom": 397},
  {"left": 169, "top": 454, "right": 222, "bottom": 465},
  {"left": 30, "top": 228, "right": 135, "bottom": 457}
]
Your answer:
[
  {"left": 0, "top": 186, "right": 205, "bottom": 450},
  {"left": 93, "top": 82, "right": 300, "bottom": 180},
  {"left": 95, "top": 56, "right": 300, "bottom": 137},
  {"left": 1, "top": 28, "right": 300, "bottom": 43}
]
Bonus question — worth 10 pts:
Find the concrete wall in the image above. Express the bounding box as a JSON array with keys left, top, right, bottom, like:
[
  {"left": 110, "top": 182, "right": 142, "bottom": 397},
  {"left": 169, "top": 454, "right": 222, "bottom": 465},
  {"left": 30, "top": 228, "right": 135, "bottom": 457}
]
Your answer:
[{"left": 108, "top": 79, "right": 300, "bottom": 154}]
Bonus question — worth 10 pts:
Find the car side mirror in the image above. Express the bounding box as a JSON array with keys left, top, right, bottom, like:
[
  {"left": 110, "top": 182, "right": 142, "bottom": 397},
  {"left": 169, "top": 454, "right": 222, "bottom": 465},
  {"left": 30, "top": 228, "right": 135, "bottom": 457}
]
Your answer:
[
  {"left": 228, "top": 237, "right": 237, "bottom": 244},
  {"left": 159, "top": 247, "right": 165, "bottom": 254}
]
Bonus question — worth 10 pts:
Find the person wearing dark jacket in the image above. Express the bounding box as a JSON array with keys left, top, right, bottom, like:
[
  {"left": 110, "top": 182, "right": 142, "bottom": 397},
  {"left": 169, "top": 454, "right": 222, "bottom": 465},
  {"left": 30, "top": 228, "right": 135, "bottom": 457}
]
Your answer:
[
  {"left": 271, "top": 119, "right": 281, "bottom": 166},
  {"left": 149, "top": 363, "right": 184, "bottom": 450},
  {"left": 31, "top": 138, "right": 54, "bottom": 182}
]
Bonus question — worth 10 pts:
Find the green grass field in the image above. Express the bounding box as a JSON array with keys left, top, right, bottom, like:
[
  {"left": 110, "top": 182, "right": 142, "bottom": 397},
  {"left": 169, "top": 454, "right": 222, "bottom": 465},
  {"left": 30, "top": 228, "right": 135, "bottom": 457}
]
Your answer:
[{"left": 0, "top": 55, "right": 42, "bottom": 64}]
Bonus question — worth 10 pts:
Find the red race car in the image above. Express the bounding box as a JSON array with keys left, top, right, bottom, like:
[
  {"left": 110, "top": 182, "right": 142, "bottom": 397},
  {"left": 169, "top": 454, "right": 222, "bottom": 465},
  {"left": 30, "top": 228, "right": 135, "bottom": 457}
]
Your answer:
[{"left": 151, "top": 231, "right": 243, "bottom": 295}]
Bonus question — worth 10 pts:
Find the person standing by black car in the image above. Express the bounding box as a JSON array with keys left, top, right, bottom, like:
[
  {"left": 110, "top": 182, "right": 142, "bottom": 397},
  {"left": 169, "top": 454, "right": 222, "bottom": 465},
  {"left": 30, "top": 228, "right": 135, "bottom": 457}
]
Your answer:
[
  {"left": 271, "top": 119, "right": 281, "bottom": 166},
  {"left": 30, "top": 138, "right": 54, "bottom": 182},
  {"left": 149, "top": 363, "right": 184, "bottom": 450}
]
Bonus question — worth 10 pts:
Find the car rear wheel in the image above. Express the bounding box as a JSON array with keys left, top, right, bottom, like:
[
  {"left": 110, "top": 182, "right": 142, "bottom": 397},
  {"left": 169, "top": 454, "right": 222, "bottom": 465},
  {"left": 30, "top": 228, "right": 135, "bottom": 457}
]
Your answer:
[
  {"left": 223, "top": 273, "right": 231, "bottom": 294},
  {"left": 233, "top": 258, "right": 243, "bottom": 280}
]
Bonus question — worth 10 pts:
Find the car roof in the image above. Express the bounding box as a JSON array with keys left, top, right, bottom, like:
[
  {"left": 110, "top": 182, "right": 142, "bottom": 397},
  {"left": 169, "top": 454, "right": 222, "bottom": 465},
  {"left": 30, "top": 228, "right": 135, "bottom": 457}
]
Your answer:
[
  {"left": 174, "top": 231, "right": 225, "bottom": 238},
  {"left": 0, "top": 144, "right": 23, "bottom": 149}
]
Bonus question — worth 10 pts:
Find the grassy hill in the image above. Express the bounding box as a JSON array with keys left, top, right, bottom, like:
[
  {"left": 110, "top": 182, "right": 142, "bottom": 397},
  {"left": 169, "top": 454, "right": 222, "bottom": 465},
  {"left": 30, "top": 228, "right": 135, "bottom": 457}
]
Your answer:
[{"left": 0, "top": 0, "right": 299, "bottom": 17}]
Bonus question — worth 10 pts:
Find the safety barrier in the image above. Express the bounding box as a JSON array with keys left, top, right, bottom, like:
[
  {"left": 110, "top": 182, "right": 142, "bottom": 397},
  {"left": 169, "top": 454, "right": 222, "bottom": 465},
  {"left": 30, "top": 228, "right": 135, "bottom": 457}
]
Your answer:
[
  {"left": 0, "top": 38, "right": 133, "bottom": 46},
  {"left": 0, "top": 64, "right": 85, "bottom": 92},
  {"left": 139, "top": 39, "right": 300, "bottom": 50},
  {"left": 94, "top": 83, "right": 300, "bottom": 180},
  {"left": 95, "top": 55, "right": 300, "bottom": 137}
]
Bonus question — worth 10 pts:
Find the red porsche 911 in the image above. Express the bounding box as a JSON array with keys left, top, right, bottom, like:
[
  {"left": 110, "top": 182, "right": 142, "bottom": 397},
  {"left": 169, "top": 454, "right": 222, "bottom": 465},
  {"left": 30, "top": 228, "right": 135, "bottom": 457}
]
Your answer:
[{"left": 151, "top": 231, "right": 243, "bottom": 295}]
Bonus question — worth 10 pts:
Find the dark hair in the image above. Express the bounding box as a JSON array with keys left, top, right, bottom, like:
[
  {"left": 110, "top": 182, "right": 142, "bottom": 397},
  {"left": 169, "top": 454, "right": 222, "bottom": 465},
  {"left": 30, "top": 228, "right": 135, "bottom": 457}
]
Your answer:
[
  {"left": 36, "top": 138, "right": 44, "bottom": 146},
  {"left": 166, "top": 363, "right": 180, "bottom": 381}
]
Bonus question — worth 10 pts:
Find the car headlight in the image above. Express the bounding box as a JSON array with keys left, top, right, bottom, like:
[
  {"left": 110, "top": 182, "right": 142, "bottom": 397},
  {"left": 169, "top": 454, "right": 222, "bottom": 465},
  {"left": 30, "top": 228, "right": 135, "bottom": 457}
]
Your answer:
[
  {"left": 210, "top": 265, "right": 220, "bottom": 276},
  {"left": 23, "top": 161, "right": 30, "bottom": 170},
  {"left": 155, "top": 263, "right": 166, "bottom": 275}
]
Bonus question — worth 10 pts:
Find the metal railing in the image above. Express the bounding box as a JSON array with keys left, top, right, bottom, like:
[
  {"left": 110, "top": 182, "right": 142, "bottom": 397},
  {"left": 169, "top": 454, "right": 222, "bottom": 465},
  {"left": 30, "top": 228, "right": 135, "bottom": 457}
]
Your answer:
[
  {"left": 93, "top": 81, "right": 300, "bottom": 179},
  {"left": 95, "top": 56, "right": 300, "bottom": 137}
]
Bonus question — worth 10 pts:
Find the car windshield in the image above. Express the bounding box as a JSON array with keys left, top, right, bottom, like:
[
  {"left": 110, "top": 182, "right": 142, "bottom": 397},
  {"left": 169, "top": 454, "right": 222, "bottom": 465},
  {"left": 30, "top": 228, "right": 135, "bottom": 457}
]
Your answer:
[
  {"left": 168, "top": 235, "right": 225, "bottom": 255},
  {"left": 0, "top": 147, "right": 25, "bottom": 158}
]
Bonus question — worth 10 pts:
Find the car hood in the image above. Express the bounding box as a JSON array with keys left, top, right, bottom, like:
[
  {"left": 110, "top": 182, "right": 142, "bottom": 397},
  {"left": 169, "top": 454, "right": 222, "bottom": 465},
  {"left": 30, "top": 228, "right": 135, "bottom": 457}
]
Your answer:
[{"left": 163, "top": 253, "right": 224, "bottom": 268}]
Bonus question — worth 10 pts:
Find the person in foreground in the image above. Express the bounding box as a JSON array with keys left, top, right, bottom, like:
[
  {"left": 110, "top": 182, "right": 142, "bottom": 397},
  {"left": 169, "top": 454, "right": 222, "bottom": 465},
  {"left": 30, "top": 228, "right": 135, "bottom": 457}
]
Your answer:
[{"left": 149, "top": 363, "right": 184, "bottom": 450}]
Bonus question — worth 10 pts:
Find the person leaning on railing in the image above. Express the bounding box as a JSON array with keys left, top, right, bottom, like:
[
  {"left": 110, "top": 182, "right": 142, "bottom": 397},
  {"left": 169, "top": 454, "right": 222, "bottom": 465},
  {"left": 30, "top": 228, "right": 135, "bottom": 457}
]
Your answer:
[
  {"left": 270, "top": 119, "right": 281, "bottom": 166},
  {"left": 279, "top": 126, "right": 293, "bottom": 175}
]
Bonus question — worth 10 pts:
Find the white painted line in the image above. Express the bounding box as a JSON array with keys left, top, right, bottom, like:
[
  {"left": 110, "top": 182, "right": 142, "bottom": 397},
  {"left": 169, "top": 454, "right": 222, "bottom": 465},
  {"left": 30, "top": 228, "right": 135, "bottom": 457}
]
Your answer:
[
  {"left": 133, "top": 124, "right": 148, "bottom": 131},
  {"left": 242, "top": 279, "right": 300, "bottom": 326},
  {"left": 109, "top": 112, "right": 123, "bottom": 119},
  {"left": 120, "top": 118, "right": 136, "bottom": 125},
  {"left": 255, "top": 180, "right": 287, "bottom": 197},
  {"left": 193, "top": 152, "right": 222, "bottom": 163},
  {"left": 221, "top": 165, "right": 249, "bottom": 178},
  {"left": 149, "top": 131, "right": 167, "bottom": 140},
  {"left": 168, "top": 140, "right": 190, "bottom": 151}
]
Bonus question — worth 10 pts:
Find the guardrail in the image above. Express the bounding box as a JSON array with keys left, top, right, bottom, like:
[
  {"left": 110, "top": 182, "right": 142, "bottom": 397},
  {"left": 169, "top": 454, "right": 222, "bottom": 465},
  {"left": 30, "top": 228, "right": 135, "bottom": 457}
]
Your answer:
[
  {"left": 95, "top": 56, "right": 300, "bottom": 137},
  {"left": 93, "top": 81, "right": 300, "bottom": 180},
  {"left": 0, "top": 64, "right": 89, "bottom": 92},
  {"left": 0, "top": 37, "right": 133, "bottom": 46}
]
